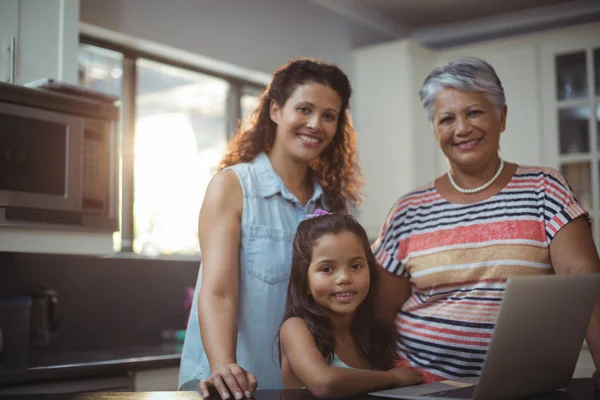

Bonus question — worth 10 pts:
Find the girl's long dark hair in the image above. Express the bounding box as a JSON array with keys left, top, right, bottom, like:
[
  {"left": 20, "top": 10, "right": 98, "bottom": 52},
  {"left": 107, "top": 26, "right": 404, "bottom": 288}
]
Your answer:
[{"left": 278, "top": 213, "right": 397, "bottom": 370}]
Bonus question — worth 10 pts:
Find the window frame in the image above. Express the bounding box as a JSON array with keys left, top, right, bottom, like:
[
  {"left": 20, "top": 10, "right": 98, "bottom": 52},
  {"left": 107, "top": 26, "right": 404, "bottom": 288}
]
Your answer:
[{"left": 79, "top": 34, "right": 265, "bottom": 255}]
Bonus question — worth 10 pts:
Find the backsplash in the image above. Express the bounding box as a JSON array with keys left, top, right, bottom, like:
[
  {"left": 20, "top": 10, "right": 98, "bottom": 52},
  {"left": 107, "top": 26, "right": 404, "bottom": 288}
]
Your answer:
[{"left": 0, "top": 252, "right": 199, "bottom": 352}]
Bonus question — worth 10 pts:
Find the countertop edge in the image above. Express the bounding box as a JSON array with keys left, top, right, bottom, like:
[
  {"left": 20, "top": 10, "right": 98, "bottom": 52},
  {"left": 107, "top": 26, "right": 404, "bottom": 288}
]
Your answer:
[{"left": 0, "top": 353, "right": 181, "bottom": 388}]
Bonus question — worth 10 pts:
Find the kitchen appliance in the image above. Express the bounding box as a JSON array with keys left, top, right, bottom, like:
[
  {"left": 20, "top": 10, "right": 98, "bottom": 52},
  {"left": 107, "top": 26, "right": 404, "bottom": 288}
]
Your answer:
[{"left": 0, "top": 80, "right": 119, "bottom": 231}]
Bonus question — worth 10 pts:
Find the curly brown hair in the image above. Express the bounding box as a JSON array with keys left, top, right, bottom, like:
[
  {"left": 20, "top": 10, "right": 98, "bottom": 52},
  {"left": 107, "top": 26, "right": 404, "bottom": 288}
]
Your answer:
[{"left": 218, "top": 58, "right": 362, "bottom": 212}]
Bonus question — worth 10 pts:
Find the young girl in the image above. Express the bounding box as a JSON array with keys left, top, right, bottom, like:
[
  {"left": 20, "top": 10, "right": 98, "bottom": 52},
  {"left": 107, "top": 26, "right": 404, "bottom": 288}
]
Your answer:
[{"left": 278, "top": 212, "right": 423, "bottom": 398}]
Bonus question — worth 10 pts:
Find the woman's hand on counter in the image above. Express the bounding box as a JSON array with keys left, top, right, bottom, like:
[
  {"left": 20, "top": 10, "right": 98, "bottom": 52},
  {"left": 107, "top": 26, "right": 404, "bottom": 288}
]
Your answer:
[{"left": 199, "top": 363, "right": 257, "bottom": 400}]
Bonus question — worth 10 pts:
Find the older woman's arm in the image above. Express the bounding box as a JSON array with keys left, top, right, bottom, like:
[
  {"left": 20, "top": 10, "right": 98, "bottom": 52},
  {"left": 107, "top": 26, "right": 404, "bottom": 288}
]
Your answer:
[{"left": 549, "top": 216, "right": 600, "bottom": 381}]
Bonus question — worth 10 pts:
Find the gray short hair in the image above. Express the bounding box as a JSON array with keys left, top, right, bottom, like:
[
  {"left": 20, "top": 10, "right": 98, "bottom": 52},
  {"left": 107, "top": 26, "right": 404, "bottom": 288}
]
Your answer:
[{"left": 419, "top": 57, "right": 505, "bottom": 123}]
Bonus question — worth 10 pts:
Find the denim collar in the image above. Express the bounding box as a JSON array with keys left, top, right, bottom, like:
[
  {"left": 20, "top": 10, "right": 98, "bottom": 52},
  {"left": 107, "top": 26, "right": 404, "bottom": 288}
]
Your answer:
[{"left": 253, "top": 152, "right": 324, "bottom": 207}]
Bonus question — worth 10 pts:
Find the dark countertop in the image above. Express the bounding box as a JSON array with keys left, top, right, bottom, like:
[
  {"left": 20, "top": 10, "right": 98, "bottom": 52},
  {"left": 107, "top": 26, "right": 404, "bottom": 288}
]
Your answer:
[
  {"left": 0, "top": 380, "right": 598, "bottom": 400},
  {"left": 0, "top": 344, "right": 182, "bottom": 387}
]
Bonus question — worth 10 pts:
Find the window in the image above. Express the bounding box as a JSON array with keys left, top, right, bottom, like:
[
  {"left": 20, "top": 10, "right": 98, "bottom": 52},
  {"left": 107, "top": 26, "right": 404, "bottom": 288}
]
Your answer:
[
  {"left": 78, "top": 40, "right": 264, "bottom": 256},
  {"left": 134, "top": 59, "right": 228, "bottom": 255},
  {"left": 78, "top": 44, "right": 123, "bottom": 97},
  {"left": 241, "top": 88, "right": 262, "bottom": 132}
]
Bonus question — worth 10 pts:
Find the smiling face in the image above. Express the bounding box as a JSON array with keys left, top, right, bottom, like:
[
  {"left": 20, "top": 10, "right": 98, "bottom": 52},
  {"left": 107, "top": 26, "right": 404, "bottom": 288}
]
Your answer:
[
  {"left": 306, "top": 231, "right": 370, "bottom": 319},
  {"left": 269, "top": 81, "right": 342, "bottom": 164},
  {"left": 433, "top": 87, "right": 507, "bottom": 172}
]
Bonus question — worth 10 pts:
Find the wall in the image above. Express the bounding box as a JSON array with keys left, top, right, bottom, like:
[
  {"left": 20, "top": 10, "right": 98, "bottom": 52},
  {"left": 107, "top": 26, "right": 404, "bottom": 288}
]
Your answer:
[
  {"left": 79, "top": 0, "right": 395, "bottom": 78},
  {"left": 353, "top": 41, "right": 436, "bottom": 237},
  {"left": 352, "top": 36, "right": 541, "bottom": 237},
  {"left": 353, "top": 22, "right": 600, "bottom": 237}
]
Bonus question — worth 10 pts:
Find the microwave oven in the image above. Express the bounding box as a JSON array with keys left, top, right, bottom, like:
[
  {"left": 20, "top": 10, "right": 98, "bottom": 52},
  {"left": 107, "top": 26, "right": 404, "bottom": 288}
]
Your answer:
[{"left": 0, "top": 81, "right": 118, "bottom": 231}]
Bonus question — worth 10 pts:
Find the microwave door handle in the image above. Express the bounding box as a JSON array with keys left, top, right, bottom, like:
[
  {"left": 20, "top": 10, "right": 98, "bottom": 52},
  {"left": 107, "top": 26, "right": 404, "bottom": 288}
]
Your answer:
[{"left": 8, "top": 36, "right": 16, "bottom": 84}]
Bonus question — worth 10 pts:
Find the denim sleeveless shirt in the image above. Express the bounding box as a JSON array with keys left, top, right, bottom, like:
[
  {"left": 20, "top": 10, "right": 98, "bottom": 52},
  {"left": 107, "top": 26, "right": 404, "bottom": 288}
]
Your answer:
[{"left": 179, "top": 152, "right": 327, "bottom": 389}]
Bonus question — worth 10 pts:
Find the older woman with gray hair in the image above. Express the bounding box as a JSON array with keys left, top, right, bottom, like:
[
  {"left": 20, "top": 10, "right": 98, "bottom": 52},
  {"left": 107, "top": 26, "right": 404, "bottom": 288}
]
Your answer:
[{"left": 372, "top": 57, "right": 600, "bottom": 387}]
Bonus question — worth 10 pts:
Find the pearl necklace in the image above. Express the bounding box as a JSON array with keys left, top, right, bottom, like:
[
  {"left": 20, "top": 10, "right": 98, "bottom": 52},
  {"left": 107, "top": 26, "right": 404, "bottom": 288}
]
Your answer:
[{"left": 448, "top": 159, "right": 505, "bottom": 194}]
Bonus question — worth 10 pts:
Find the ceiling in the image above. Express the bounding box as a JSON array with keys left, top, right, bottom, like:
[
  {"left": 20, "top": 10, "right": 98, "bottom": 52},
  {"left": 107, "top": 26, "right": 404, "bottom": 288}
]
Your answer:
[
  {"left": 336, "top": 0, "right": 575, "bottom": 29},
  {"left": 309, "top": 0, "right": 600, "bottom": 47}
]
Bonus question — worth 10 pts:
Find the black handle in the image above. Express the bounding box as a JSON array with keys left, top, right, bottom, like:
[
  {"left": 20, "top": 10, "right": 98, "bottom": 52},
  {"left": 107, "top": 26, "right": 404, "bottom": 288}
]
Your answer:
[{"left": 49, "top": 295, "right": 59, "bottom": 333}]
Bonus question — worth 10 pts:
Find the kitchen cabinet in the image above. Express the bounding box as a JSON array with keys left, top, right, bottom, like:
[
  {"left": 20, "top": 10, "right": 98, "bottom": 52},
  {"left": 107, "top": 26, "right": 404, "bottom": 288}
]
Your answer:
[
  {"left": 134, "top": 367, "right": 180, "bottom": 392},
  {"left": 541, "top": 30, "right": 600, "bottom": 247},
  {"left": 0, "top": 0, "right": 79, "bottom": 85},
  {"left": 0, "top": 0, "right": 18, "bottom": 83}
]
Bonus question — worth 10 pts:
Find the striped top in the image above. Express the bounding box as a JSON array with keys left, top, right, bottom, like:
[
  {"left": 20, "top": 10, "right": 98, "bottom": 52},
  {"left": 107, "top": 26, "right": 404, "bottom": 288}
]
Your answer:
[{"left": 372, "top": 165, "right": 587, "bottom": 381}]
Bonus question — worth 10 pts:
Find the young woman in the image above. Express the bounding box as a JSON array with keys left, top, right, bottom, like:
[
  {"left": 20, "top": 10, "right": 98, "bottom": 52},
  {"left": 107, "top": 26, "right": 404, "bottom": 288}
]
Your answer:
[{"left": 178, "top": 59, "right": 362, "bottom": 398}]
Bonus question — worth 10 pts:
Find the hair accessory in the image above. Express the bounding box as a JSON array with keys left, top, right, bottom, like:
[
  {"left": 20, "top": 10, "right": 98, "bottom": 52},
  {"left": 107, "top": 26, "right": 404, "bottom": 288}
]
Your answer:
[{"left": 305, "top": 208, "right": 330, "bottom": 220}]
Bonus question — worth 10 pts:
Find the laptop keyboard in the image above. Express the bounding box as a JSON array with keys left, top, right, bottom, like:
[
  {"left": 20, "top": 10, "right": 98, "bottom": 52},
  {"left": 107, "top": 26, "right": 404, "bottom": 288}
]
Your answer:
[{"left": 422, "top": 385, "right": 477, "bottom": 399}]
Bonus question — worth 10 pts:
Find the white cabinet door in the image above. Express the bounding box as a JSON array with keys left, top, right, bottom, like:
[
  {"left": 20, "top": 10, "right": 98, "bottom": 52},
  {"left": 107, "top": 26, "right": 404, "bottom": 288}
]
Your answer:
[
  {"left": 0, "top": 0, "right": 79, "bottom": 85},
  {"left": 540, "top": 29, "right": 600, "bottom": 247},
  {"left": 0, "top": 0, "right": 18, "bottom": 83},
  {"left": 16, "top": 0, "right": 79, "bottom": 85}
]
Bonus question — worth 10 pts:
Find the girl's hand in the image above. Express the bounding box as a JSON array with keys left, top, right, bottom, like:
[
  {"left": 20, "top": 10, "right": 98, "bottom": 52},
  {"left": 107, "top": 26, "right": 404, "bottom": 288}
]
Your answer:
[
  {"left": 387, "top": 367, "right": 424, "bottom": 387},
  {"left": 198, "top": 363, "right": 257, "bottom": 400}
]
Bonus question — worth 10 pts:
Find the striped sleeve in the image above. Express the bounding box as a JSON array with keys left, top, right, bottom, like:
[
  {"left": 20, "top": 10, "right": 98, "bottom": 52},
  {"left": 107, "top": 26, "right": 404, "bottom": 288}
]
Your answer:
[
  {"left": 372, "top": 199, "right": 409, "bottom": 278},
  {"left": 543, "top": 168, "right": 589, "bottom": 243}
]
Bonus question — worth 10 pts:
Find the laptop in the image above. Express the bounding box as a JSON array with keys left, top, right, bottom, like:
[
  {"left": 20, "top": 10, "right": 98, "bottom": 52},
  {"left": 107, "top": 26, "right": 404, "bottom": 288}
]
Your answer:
[{"left": 370, "top": 274, "right": 600, "bottom": 400}]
